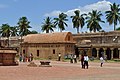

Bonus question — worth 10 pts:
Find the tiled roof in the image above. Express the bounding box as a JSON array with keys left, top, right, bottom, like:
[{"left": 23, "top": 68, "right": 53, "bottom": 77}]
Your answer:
[{"left": 23, "top": 32, "right": 74, "bottom": 43}]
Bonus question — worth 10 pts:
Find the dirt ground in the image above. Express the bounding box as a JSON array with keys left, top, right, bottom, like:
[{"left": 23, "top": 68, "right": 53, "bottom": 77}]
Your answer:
[{"left": 0, "top": 60, "right": 120, "bottom": 80}]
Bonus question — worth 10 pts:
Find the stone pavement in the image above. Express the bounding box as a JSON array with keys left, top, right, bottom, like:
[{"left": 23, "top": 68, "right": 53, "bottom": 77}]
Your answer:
[{"left": 0, "top": 60, "right": 120, "bottom": 80}]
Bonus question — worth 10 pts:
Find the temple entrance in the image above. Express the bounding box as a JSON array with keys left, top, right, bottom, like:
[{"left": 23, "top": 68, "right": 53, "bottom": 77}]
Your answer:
[
  {"left": 113, "top": 48, "right": 119, "bottom": 58},
  {"left": 106, "top": 48, "right": 111, "bottom": 60},
  {"left": 92, "top": 48, "right": 97, "bottom": 57},
  {"left": 75, "top": 46, "right": 79, "bottom": 57},
  {"left": 99, "top": 48, "right": 104, "bottom": 57}
]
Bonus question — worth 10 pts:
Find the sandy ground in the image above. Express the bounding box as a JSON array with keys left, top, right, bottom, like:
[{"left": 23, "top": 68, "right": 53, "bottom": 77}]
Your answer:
[{"left": 0, "top": 60, "right": 120, "bottom": 80}]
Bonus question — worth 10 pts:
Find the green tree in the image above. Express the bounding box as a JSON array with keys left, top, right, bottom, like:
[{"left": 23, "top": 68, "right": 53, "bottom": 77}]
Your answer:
[
  {"left": 41, "top": 17, "right": 55, "bottom": 33},
  {"left": 11, "top": 26, "right": 19, "bottom": 36},
  {"left": 54, "top": 13, "right": 68, "bottom": 32},
  {"left": 71, "top": 10, "right": 85, "bottom": 33},
  {"left": 0, "top": 24, "right": 11, "bottom": 47},
  {"left": 86, "top": 10, "right": 105, "bottom": 32},
  {"left": 105, "top": 3, "right": 120, "bottom": 31},
  {"left": 17, "top": 16, "right": 31, "bottom": 41},
  {"left": 17, "top": 17, "right": 31, "bottom": 36}
]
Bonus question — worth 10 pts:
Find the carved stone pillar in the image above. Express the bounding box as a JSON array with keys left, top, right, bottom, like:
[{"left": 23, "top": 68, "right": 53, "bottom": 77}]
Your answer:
[
  {"left": 110, "top": 48, "right": 114, "bottom": 59},
  {"left": 96, "top": 48, "right": 100, "bottom": 59}
]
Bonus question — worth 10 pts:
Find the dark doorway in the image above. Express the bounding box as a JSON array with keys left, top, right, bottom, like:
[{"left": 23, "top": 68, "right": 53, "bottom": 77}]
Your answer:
[
  {"left": 99, "top": 48, "right": 104, "bottom": 57},
  {"left": 75, "top": 46, "right": 79, "bottom": 57},
  {"left": 113, "top": 48, "right": 119, "bottom": 58},
  {"left": 92, "top": 48, "right": 97, "bottom": 57},
  {"left": 106, "top": 48, "right": 111, "bottom": 60}
]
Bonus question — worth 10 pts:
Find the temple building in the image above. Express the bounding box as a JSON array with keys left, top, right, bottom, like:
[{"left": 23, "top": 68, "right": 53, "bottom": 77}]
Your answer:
[
  {"left": 73, "top": 31, "right": 120, "bottom": 60},
  {"left": 1, "top": 31, "right": 120, "bottom": 60},
  {"left": 21, "top": 32, "right": 75, "bottom": 59}
]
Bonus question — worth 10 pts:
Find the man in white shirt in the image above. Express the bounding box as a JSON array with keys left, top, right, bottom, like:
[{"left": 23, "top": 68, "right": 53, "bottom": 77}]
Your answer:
[
  {"left": 83, "top": 54, "right": 89, "bottom": 69},
  {"left": 100, "top": 57, "right": 104, "bottom": 67}
]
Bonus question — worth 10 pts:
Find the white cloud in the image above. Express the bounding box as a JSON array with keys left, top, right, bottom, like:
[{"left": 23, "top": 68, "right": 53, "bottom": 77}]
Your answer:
[
  {"left": 44, "top": 0, "right": 111, "bottom": 17},
  {"left": 44, "top": 11, "right": 62, "bottom": 17}
]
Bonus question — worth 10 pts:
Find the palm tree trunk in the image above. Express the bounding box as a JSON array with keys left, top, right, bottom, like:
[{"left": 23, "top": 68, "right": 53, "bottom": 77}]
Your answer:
[
  {"left": 8, "top": 37, "right": 10, "bottom": 47},
  {"left": 77, "top": 27, "right": 79, "bottom": 33}
]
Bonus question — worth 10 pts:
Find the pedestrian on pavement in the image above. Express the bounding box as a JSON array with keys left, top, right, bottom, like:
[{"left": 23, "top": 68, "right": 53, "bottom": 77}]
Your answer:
[
  {"left": 73, "top": 54, "right": 77, "bottom": 63},
  {"left": 83, "top": 54, "right": 89, "bottom": 69},
  {"left": 58, "top": 53, "right": 61, "bottom": 61},
  {"left": 100, "top": 56, "right": 104, "bottom": 67},
  {"left": 19, "top": 53, "right": 22, "bottom": 62},
  {"left": 70, "top": 54, "right": 73, "bottom": 63},
  {"left": 81, "top": 54, "right": 84, "bottom": 68}
]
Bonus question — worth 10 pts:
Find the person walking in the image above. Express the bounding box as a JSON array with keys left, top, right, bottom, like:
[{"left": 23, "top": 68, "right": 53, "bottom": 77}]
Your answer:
[
  {"left": 70, "top": 54, "right": 73, "bottom": 63},
  {"left": 80, "top": 54, "right": 84, "bottom": 68},
  {"left": 58, "top": 53, "right": 61, "bottom": 61},
  {"left": 100, "top": 56, "right": 104, "bottom": 67},
  {"left": 19, "top": 53, "right": 22, "bottom": 62},
  {"left": 83, "top": 54, "right": 89, "bottom": 69},
  {"left": 73, "top": 54, "right": 77, "bottom": 63}
]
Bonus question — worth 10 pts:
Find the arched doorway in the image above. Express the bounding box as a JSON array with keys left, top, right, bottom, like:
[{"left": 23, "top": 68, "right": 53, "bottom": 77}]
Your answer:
[
  {"left": 106, "top": 48, "right": 111, "bottom": 60},
  {"left": 99, "top": 48, "right": 104, "bottom": 57},
  {"left": 92, "top": 48, "right": 97, "bottom": 57},
  {"left": 75, "top": 46, "right": 79, "bottom": 57},
  {"left": 113, "top": 48, "right": 119, "bottom": 58}
]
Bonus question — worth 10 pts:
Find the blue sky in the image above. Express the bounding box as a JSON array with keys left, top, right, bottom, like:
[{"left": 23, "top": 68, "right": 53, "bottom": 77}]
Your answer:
[{"left": 0, "top": 0, "right": 120, "bottom": 33}]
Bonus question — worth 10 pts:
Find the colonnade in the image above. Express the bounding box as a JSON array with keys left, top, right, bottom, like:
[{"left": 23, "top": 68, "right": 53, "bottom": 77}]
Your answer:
[{"left": 95, "top": 48, "right": 120, "bottom": 59}]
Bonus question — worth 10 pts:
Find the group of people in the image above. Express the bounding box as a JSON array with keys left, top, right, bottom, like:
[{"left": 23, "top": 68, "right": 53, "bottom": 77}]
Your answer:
[
  {"left": 80, "top": 53, "right": 105, "bottom": 69},
  {"left": 70, "top": 54, "right": 77, "bottom": 63},
  {"left": 19, "top": 53, "right": 33, "bottom": 62},
  {"left": 81, "top": 54, "right": 89, "bottom": 69}
]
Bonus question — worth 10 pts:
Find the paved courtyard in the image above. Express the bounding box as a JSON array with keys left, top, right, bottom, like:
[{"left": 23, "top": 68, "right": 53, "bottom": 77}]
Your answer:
[{"left": 0, "top": 60, "right": 120, "bottom": 80}]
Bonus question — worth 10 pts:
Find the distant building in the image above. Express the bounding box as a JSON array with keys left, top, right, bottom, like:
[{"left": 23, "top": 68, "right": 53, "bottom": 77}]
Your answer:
[
  {"left": 21, "top": 32, "right": 75, "bottom": 59},
  {"left": 73, "top": 31, "right": 120, "bottom": 60},
  {"left": 1, "top": 31, "right": 120, "bottom": 60}
]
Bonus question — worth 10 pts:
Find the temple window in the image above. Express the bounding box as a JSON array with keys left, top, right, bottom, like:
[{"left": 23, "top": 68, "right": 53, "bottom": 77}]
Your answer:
[
  {"left": 53, "top": 49, "right": 55, "bottom": 54},
  {"left": 37, "top": 50, "right": 39, "bottom": 57}
]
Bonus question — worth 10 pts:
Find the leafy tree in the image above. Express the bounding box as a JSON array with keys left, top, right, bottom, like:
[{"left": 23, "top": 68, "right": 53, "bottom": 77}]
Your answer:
[
  {"left": 86, "top": 10, "right": 105, "bottom": 32},
  {"left": 17, "top": 16, "right": 31, "bottom": 43},
  {"left": 54, "top": 13, "right": 68, "bottom": 32},
  {"left": 41, "top": 17, "right": 55, "bottom": 33},
  {"left": 11, "top": 26, "right": 19, "bottom": 36},
  {"left": 0, "top": 24, "right": 11, "bottom": 47},
  {"left": 105, "top": 3, "right": 120, "bottom": 31},
  {"left": 17, "top": 16, "right": 31, "bottom": 36},
  {"left": 71, "top": 10, "right": 85, "bottom": 33}
]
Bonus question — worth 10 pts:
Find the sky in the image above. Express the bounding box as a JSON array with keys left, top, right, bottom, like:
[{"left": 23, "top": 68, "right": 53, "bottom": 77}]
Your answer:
[{"left": 0, "top": 0, "right": 120, "bottom": 33}]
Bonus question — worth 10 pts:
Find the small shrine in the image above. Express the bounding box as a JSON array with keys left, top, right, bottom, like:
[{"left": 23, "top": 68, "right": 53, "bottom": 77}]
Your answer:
[{"left": 0, "top": 48, "right": 18, "bottom": 66}]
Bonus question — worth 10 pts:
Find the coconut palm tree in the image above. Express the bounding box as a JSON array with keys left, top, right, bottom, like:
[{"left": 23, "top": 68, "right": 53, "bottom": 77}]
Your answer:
[
  {"left": 17, "top": 16, "right": 31, "bottom": 41},
  {"left": 105, "top": 3, "right": 120, "bottom": 31},
  {"left": 86, "top": 10, "right": 105, "bottom": 32},
  {"left": 0, "top": 23, "right": 11, "bottom": 47},
  {"left": 54, "top": 13, "right": 68, "bottom": 32},
  {"left": 11, "top": 26, "right": 19, "bottom": 36},
  {"left": 17, "top": 17, "right": 31, "bottom": 36},
  {"left": 71, "top": 10, "right": 85, "bottom": 33},
  {"left": 41, "top": 17, "right": 55, "bottom": 33}
]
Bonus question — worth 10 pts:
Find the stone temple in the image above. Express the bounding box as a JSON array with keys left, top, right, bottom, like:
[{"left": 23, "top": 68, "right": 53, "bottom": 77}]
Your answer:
[{"left": 1, "top": 31, "right": 120, "bottom": 60}]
